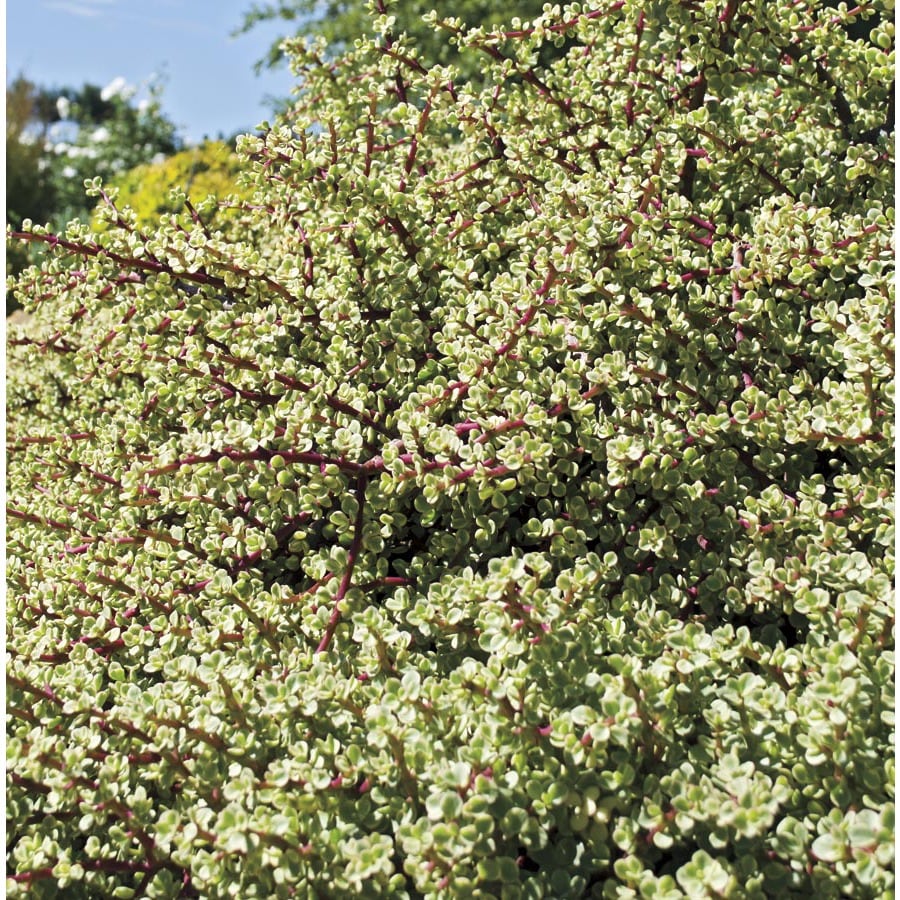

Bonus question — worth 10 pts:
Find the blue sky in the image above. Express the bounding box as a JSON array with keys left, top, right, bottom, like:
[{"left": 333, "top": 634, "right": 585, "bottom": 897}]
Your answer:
[{"left": 7, "top": 0, "right": 302, "bottom": 142}]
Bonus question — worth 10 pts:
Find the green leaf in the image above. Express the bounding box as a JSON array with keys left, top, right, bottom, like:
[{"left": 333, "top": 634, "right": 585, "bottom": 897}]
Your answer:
[{"left": 811, "top": 833, "right": 845, "bottom": 863}]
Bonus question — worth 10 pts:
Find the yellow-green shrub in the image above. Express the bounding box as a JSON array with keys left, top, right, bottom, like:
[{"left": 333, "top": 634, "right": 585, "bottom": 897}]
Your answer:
[{"left": 96, "top": 140, "right": 250, "bottom": 229}]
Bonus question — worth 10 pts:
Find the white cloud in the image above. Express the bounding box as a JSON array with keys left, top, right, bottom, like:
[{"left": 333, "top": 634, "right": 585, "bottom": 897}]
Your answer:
[
  {"left": 44, "top": 0, "right": 212, "bottom": 35},
  {"left": 43, "top": 3, "right": 100, "bottom": 15},
  {"left": 43, "top": 0, "right": 116, "bottom": 16}
]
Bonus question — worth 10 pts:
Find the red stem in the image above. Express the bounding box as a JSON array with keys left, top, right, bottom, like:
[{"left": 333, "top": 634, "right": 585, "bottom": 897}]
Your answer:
[{"left": 316, "top": 474, "right": 368, "bottom": 653}]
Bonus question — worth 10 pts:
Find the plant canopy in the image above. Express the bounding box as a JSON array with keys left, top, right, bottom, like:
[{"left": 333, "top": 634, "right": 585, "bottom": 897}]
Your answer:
[{"left": 7, "top": 2, "right": 894, "bottom": 897}]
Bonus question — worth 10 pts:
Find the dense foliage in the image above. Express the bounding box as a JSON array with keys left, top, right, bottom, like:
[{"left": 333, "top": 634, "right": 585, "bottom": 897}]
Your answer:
[{"left": 7, "top": 1, "right": 894, "bottom": 897}]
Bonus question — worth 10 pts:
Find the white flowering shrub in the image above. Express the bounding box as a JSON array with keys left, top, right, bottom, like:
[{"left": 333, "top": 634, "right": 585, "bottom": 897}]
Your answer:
[
  {"left": 6, "top": 2, "right": 894, "bottom": 897},
  {"left": 6, "top": 76, "right": 180, "bottom": 292},
  {"left": 43, "top": 78, "right": 180, "bottom": 228}
]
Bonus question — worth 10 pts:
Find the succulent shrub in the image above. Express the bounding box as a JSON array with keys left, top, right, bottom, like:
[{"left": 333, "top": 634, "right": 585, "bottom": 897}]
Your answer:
[{"left": 7, "top": 1, "right": 894, "bottom": 897}]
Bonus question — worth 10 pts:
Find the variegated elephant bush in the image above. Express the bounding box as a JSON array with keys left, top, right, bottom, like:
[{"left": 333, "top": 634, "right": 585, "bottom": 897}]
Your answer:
[{"left": 7, "top": 2, "right": 894, "bottom": 897}]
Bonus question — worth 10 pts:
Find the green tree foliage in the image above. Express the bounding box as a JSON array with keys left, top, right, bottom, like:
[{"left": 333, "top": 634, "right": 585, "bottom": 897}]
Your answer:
[
  {"left": 6, "top": 78, "right": 54, "bottom": 228},
  {"left": 7, "top": 2, "right": 894, "bottom": 897},
  {"left": 6, "top": 75, "right": 181, "bottom": 309},
  {"left": 42, "top": 79, "right": 181, "bottom": 228}
]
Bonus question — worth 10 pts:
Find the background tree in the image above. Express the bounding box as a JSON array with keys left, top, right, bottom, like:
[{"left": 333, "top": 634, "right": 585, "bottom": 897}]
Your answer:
[
  {"left": 6, "top": 75, "right": 181, "bottom": 306},
  {"left": 6, "top": 76, "right": 59, "bottom": 277},
  {"left": 36, "top": 78, "right": 181, "bottom": 229},
  {"left": 93, "top": 140, "right": 251, "bottom": 232}
]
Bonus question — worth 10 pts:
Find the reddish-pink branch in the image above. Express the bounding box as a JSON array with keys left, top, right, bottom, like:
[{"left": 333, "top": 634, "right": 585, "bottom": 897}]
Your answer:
[
  {"left": 10, "top": 230, "right": 296, "bottom": 302},
  {"left": 144, "top": 447, "right": 370, "bottom": 478},
  {"left": 316, "top": 474, "right": 368, "bottom": 653},
  {"left": 497, "top": 3, "right": 624, "bottom": 39}
]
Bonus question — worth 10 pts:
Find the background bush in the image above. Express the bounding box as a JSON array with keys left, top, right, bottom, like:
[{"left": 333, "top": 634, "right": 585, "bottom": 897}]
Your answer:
[
  {"left": 7, "top": 2, "right": 894, "bottom": 897},
  {"left": 92, "top": 141, "right": 250, "bottom": 231}
]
